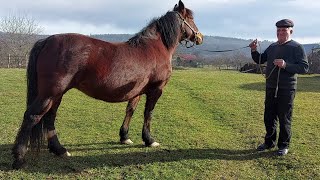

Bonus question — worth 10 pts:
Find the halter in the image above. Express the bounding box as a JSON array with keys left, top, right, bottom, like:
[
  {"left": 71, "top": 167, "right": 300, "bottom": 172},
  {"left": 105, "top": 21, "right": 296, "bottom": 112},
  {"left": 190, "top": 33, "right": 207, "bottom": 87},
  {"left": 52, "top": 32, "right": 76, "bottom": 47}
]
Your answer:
[{"left": 175, "top": 12, "right": 203, "bottom": 48}]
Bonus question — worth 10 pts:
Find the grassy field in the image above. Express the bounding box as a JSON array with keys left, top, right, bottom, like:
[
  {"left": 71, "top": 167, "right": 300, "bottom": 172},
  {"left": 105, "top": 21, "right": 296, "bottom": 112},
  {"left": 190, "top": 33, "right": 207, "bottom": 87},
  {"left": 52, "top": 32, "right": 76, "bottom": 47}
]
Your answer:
[{"left": 0, "top": 68, "right": 319, "bottom": 179}]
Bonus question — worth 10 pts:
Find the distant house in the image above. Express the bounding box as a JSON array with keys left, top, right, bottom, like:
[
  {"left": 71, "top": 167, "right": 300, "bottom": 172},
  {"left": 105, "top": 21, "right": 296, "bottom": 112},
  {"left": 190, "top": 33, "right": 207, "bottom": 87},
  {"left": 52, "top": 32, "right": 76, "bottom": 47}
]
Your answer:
[
  {"left": 311, "top": 44, "right": 320, "bottom": 53},
  {"left": 178, "top": 54, "right": 197, "bottom": 61},
  {"left": 240, "top": 62, "right": 265, "bottom": 74},
  {"left": 308, "top": 44, "right": 320, "bottom": 74},
  {"left": 174, "top": 54, "right": 202, "bottom": 67}
]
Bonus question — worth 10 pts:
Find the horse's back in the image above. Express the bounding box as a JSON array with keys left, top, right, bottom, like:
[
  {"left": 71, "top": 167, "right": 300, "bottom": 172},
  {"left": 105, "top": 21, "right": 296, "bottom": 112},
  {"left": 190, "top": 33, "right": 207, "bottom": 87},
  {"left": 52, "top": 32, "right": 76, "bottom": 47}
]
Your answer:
[
  {"left": 37, "top": 33, "right": 112, "bottom": 70},
  {"left": 35, "top": 34, "right": 113, "bottom": 96}
]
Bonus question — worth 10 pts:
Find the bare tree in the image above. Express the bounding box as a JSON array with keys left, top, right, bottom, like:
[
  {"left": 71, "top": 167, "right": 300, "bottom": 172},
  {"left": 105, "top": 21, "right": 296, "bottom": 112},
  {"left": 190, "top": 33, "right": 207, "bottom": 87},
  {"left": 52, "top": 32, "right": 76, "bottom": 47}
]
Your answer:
[
  {"left": 0, "top": 12, "right": 43, "bottom": 67},
  {"left": 230, "top": 51, "right": 252, "bottom": 70}
]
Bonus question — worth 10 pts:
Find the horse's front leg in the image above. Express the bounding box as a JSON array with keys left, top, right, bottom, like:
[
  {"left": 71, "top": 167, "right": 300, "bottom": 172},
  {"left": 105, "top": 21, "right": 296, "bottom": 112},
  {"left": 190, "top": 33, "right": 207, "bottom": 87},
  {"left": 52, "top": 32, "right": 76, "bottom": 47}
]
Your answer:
[
  {"left": 119, "top": 96, "right": 141, "bottom": 144},
  {"left": 143, "top": 88, "right": 162, "bottom": 147}
]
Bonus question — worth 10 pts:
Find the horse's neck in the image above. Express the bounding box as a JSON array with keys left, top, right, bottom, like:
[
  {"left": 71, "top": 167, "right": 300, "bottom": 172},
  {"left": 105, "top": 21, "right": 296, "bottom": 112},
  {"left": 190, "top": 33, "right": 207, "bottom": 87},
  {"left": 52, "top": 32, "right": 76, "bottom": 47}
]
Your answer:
[
  {"left": 168, "top": 38, "right": 181, "bottom": 55},
  {"left": 158, "top": 33, "right": 181, "bottom": 55}
]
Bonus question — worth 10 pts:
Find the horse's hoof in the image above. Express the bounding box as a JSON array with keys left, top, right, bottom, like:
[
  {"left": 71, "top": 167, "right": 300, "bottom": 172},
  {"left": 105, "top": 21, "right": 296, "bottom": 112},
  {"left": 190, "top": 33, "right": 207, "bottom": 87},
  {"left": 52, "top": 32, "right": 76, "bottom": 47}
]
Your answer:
[
  {"left": 12, "top": 159, "right": 26, "bottom": 170},
  {"left": 149, "top": 142, "right": 160, "bottom": 147},
  {"left": 60, "top": 151, "right": 72, "bottom": 157},
  {"left": 121, "top": 139, "right": 133, "bottom": 145}
]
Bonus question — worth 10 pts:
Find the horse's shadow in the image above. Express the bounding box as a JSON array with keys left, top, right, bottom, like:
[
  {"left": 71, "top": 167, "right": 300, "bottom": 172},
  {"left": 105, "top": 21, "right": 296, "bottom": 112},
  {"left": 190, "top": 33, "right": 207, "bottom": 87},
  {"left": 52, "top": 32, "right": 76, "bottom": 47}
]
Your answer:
[{"left": 0, "top": 142, "right": 278, "bottom": 174}]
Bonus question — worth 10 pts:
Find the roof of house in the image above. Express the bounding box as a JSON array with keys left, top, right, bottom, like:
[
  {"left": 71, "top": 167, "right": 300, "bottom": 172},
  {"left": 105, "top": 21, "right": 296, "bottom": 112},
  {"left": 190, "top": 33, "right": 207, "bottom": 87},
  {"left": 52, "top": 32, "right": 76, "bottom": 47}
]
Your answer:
[{"left": 178, "top": 54, "right": 197, "bottom": 61}]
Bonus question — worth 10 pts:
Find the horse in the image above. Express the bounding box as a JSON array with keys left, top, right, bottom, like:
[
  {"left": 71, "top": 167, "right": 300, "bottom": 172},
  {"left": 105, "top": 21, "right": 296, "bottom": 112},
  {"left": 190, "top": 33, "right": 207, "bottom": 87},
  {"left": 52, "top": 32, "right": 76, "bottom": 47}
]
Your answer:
[{"left": 12, "top": 0, "right": 203, "bottom": 169}]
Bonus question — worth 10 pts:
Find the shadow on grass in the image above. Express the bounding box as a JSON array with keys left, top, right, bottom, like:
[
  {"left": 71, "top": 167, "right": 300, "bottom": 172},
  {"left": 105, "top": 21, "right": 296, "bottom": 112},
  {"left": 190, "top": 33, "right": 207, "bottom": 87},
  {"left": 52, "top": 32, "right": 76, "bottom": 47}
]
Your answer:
[
  {"left": 239, "top": 75, "right": 320, "bottom": 93},
  {"left": 0, "top": 142, "right": 278, "bottom": 174}
]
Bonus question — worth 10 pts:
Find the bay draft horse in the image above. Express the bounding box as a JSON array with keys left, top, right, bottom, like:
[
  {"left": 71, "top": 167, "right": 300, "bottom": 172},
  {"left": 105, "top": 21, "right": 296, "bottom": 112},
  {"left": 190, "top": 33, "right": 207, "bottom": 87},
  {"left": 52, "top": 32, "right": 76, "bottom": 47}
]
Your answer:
[{"left": 12, "top": 0, "right": 203, "bottom": 169}]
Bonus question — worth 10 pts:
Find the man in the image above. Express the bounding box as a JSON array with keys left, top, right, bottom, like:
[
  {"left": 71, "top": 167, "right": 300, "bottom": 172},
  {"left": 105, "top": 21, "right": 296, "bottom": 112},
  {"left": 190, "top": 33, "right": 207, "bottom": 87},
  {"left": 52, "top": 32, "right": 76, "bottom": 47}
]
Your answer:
[{"left": 249, "top": 19, "right": 309, "bottom": 156}]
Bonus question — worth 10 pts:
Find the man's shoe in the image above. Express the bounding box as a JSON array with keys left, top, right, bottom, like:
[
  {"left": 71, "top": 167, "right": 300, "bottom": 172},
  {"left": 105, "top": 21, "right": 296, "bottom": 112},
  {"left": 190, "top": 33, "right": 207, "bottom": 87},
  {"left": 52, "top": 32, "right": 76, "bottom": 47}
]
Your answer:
[
  {"left": 278, "top": 148, "right": 289, "bottom": 156},
  {"left": 257, "top": 143, "right": 275, "bottom": 151}
]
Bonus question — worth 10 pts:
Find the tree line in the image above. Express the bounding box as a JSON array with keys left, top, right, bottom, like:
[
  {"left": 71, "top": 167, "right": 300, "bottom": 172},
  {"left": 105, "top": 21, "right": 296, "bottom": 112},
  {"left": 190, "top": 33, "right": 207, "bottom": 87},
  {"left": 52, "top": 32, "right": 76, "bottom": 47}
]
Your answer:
[{"left": 0, "top": 13, "right": 42, "bottom": 68}]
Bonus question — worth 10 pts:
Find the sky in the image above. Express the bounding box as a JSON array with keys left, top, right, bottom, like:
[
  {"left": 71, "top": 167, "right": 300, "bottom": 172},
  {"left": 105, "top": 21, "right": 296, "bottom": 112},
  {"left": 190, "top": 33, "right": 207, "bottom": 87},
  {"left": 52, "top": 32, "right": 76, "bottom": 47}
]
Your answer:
[{"left": 1, "top": 0, "right": 320, "bottom": 44}]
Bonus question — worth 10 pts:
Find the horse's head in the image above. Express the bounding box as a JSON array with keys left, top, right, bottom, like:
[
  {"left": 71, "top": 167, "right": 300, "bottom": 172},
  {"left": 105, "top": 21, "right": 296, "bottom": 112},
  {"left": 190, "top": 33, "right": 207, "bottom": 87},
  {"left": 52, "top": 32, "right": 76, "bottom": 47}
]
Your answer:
[{"left": 174, "top": 0, "right": 203, "bottom": 46}]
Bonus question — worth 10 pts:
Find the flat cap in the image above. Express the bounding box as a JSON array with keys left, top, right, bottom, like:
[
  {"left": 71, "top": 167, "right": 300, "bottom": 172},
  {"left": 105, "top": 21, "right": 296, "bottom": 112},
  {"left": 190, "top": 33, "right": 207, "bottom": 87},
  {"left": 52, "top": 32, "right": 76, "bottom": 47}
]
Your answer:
[{"left": 276, "top": 19, "right": 294, "bottom": 28}]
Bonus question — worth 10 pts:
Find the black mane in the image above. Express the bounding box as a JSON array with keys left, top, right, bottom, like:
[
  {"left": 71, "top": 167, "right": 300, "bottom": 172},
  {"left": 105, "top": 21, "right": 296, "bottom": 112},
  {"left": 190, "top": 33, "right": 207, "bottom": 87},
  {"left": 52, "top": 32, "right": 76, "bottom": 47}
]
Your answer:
[{"left": 127, "top": 11, "right": 180, "bottom": 49}]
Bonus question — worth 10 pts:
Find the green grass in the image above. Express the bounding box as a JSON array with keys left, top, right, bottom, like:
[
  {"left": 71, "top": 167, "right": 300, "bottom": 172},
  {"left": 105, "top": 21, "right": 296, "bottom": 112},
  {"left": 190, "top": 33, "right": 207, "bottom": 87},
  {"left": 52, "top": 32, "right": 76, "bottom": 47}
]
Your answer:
[{"left": 0, "top": 68, "right": 319, "bottom": 179}]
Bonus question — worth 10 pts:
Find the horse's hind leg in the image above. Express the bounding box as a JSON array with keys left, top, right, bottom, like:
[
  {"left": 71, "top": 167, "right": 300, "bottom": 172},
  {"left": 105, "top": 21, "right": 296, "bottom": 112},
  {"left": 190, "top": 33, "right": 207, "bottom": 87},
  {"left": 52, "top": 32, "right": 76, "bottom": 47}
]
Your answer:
[
  {"left": 12, "top": 97, "right": 53, "bottom": 169},
  {"left": 120, "top": 96, "right": 141, "bottom": 144},
  {"left": 44, "top": 96, "right": 71, "bottom": 157},
  {"left": 143, "top": 88, "right": 162, "bottom": 147}
]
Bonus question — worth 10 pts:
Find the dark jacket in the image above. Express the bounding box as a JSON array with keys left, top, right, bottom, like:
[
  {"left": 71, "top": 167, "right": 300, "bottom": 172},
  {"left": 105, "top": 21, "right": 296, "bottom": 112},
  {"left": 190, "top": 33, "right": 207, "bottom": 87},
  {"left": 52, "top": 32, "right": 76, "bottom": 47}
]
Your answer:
[{"left": 251, "top": 40, "right": 309, "bottom": 89}]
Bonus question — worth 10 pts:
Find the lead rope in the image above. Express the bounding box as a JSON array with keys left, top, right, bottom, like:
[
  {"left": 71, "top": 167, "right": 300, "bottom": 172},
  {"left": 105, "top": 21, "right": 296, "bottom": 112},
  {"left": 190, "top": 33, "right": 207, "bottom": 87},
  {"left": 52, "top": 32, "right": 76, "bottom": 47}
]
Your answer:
[
  {"left": 275, "top": 68, "right": 281, "bottom": 98},
  {"left": 202, "top": 45, "right": 250, "bottom": 53},
  {"left": 257, "top": 41, "right": 280, "bottom": 98}
]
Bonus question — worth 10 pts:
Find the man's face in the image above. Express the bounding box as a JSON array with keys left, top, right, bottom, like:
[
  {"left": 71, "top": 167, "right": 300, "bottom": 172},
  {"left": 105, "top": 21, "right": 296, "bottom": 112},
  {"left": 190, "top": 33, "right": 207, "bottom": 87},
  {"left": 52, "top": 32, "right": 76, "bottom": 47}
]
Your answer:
[{"left": 277, "top": 27, "right": 292, "bottom": 43}]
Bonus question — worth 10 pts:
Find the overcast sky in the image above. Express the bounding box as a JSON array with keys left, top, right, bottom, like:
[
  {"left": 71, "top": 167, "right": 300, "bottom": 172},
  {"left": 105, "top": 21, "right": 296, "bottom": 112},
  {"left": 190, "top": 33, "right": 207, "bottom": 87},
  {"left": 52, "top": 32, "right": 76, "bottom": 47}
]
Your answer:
[{"left": 1, "top": 0, "right": 320, "bottom": 44}]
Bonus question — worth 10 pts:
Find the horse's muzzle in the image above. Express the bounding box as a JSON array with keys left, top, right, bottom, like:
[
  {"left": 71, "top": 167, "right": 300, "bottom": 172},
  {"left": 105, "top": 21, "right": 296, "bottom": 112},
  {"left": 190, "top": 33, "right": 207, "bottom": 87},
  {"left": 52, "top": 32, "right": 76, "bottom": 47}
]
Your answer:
[{"left": 195, "top": 32, "right": 203, "bottom": 45}]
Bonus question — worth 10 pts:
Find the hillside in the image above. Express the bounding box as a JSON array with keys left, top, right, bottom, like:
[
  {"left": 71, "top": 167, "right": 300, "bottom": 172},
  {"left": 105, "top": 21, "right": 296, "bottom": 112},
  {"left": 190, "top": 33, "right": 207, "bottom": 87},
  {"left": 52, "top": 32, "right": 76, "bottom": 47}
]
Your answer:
[
  {"left": 90, "top": 34, "right": 271, "bottom": 58},
  {"left": 90, "top": 34, "right": 318, "bottom": 58},
  {"left": 1, "top": 31, "right": 318, "bottom": 58}
]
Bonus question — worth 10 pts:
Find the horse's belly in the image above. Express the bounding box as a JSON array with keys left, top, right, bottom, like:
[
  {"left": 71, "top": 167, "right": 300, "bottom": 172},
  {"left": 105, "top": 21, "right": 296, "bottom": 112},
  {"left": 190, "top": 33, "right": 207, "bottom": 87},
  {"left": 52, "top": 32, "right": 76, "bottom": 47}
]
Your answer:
[
  {"left": 79, "top": 80, "right": 146, "bottom": 103},
  {"left": 106, "top": 82, "right": 145, "bottom": 102}
]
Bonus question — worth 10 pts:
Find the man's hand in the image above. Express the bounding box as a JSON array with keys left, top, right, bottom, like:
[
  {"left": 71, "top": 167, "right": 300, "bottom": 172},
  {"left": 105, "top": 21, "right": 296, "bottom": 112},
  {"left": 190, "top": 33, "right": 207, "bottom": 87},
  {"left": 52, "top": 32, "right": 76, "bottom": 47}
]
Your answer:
[
  {"left": 249, "top": 39, "right": 258, "bottom": 52},
  {"left": 274, "top": 59, "right": 286, "bottom": 68}
]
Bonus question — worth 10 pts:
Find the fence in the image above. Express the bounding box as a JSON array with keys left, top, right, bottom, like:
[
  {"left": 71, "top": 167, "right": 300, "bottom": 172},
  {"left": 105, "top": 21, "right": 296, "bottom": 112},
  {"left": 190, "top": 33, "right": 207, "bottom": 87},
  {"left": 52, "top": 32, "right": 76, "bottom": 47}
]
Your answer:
[{"left": 0, "top": 54, "right": 28, "bottom": 68}]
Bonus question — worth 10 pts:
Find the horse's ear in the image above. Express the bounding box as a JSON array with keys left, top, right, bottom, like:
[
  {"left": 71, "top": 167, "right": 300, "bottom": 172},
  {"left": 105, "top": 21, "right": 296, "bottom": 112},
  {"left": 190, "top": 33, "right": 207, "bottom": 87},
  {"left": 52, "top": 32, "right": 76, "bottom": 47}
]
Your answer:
[
  {"left": 178, "top": 0, "right": 185, "bottom": 10},
  {"left": 174, "top": 0, "right": 185, "bottom": 14},
  {"left": 174, "top": 4, "right": 178, "bottom": 11}
]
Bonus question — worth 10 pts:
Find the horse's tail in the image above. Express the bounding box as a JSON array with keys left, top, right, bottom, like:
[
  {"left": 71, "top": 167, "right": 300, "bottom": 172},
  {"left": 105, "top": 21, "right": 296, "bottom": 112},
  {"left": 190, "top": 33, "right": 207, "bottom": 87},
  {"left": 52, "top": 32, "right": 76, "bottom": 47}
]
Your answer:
[{"left": 27, "top": 38, "right": 48, "bottom": 151}]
